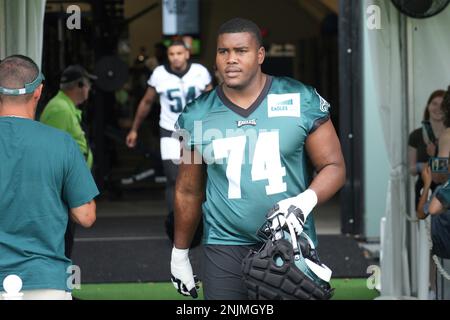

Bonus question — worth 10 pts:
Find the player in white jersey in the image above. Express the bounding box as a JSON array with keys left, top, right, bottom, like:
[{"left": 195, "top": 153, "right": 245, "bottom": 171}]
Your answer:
[{"left": 126, "top": 40, "right": 212, "bottom": 214}]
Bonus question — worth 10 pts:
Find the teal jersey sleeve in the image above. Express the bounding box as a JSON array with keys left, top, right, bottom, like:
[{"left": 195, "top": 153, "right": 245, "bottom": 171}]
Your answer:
[
  {"left": 63, "top": 135, "right": 99, "bottom": 208},
  {"left": 303, "top": 86, "right": 331, "bottom": 134}
]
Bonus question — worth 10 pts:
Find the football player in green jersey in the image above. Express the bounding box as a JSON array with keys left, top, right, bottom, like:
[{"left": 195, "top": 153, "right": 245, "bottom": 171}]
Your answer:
[{"left": 170, "top": 18, "right": 346, "bottom": 299}]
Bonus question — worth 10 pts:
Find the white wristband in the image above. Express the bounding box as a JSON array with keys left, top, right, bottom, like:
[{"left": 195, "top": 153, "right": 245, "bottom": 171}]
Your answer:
[
  {"left": 294, "top": 189, "right": 318, "bottom": 218},
  {"left": 172, "top": 247, "right": 189, "bottom": 262}
]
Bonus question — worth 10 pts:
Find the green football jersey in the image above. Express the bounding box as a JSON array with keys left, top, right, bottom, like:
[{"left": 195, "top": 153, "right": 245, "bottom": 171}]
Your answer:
[{"left": 176, "top": 76, "right": 330, "bottom": 246}]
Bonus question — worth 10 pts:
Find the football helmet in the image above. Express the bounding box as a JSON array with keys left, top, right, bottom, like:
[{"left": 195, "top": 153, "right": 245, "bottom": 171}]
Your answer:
[{"left": 242, "top": 220, "right": 334, "bottom": 300}]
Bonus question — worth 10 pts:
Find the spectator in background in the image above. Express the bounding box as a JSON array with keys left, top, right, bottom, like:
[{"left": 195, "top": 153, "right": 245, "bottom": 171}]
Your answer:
[
  {"left": 432, "top": 86, "right": 450, "bottom": 185},
  {"left": 39, "top": 64, "right": 97, "bottom": 258},
  {"left": 415, "top": 88, "right": 450, "bottom": 300},
  {"left": 408, "top": 90, "right": 446, "bottom": 206},
  {"left": 40, "top": 65, "right": 96, "bottom": 169},
  {"left": 0, "top": 55, "right": 98, "bottom": 300},
  {"left": 417, "top": 165, "right": 450, "bottom": 258}
]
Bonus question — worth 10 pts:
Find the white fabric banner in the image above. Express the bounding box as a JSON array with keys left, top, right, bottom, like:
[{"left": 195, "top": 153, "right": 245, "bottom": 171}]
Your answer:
[
  {"left": 411, "top": 9, "right": 450, "bottom": 128},
  {"left": 0, "top": 0, "right": 6, "bottom": 59},
  {"left": 364, "top": 0, "right": 450, "bottom": 298},
  {"left": 364, "top": 0, "right": 409, "bottom": 298},
  {"left": 0, "top": 0, "right": 46, "bottom": 67}
]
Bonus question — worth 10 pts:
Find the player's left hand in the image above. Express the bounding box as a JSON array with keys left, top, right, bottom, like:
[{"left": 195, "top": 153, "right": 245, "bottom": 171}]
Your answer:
[
  {"left": 267, "top": 189, "right": 318, "bottom": 236},
  {"left": 170, "top": 247, "right": 200, "bottom": 298}
]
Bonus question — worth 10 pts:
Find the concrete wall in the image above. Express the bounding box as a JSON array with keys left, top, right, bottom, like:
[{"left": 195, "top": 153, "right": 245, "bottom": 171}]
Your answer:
[
  {"left": 125, "top": 0, "right": 321, "bottom": 70},
  {"left": 124, "top": 0, "right": 163, "bottom": 64},
  {"left": 199, "top": 0, "right": 320, "bottom": 69}
]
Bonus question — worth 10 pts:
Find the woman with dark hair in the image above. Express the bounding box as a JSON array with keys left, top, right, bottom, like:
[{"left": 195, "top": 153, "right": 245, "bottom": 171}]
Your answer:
[
  {"left": 417, "top": 88, "right": 450, "bottom": 254},
  {"left": 430, "top": 86, "right": 450, "bottom": 186},
  {"left": 408, "top": 89, "right": 446, "bottom": 206}
]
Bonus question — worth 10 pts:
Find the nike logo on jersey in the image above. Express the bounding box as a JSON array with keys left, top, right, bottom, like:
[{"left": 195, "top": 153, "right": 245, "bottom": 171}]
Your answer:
[
  {"left": 236, "top": 119, "right": 257, "bottom": 127},
  {"left": 267, "top": 93, "right": 301, "bottom": 118}
]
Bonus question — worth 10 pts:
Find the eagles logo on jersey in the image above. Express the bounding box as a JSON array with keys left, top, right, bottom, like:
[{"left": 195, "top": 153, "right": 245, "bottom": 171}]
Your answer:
[
  {"left": 176, "top": 76, "right": 330, "bottom": 247},
  {"left": 314, "top": 89, "right": 331, "bottom": 113}
]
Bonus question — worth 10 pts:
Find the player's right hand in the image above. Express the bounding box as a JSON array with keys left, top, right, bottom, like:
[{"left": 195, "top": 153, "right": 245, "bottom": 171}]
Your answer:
[
  {"left": 170, "top": 247, "right": 199, "bottom": 298},
  {"left": 126, "top": 130, "right": 138, "bottom": 148},
  {"left": 266, "top": 189, "right": 318, "bottom": 237}
]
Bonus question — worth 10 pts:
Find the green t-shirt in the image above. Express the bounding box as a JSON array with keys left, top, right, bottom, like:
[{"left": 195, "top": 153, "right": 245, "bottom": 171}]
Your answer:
[
  {"left": 40, "top": 91, "right": 93, "bottom": 169},
  {"left": 0, "top": 117, "right": 99, "bottom": 292},
  {"left": 176, "top": 76, "right": 330, "bottom": 246}
]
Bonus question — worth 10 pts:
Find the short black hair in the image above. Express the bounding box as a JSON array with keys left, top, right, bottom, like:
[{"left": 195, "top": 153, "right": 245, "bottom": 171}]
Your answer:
[
  {"left": 168, "top": 40, "right": 188, "bottom": 49},
  {"left": 217, "top": 18, "right": 263, "bottom": 47},
  {"left": 0, "top": 55, "right": 39, "bottom": 103},
  {"left": 0, "top": 55, "right": 39, "bottom": 89}
]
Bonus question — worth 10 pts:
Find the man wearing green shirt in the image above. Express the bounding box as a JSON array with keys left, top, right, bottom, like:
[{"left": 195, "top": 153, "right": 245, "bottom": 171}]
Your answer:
[
  {"left": 40, "top": 65, "right": 96, "bottom": 169},
  {"left": 40, "top": 65, "right": 97, "bottom": 258}
]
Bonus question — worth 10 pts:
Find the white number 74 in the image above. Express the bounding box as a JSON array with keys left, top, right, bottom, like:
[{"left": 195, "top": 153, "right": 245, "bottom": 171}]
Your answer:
[{"left": 212, "top": 131, "right": 287, "bottom": 199}]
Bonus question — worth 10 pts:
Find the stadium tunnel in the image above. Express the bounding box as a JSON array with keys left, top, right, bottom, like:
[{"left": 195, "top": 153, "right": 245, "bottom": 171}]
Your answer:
[
  {"left": 0, "top": 0, "right": 373, "bottom": 296},
  {"left": 35, "top": 0, "right": 348, "bottom": 235},
  {"left": 30, "top": 1, "right": 353, "bottom": 234}
]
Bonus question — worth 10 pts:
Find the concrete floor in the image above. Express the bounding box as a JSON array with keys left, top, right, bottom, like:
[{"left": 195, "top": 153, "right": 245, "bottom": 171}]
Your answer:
[{"left": 72, "top": 189, "right": 374, "bottom": 283}]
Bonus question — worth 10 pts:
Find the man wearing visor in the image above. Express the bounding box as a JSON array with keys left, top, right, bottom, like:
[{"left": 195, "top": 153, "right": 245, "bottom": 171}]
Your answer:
[{"left": 0, "top": 55, "right": 98, "bottom": 299}]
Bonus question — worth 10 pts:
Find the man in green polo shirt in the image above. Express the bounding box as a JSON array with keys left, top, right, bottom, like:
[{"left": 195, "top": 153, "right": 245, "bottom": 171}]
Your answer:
[
  {"left": 40, "top": 65, "right": 96, "bottom": 169},
  {"left": 40, "top": 65, "right": 97, "bottom": 258}
]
